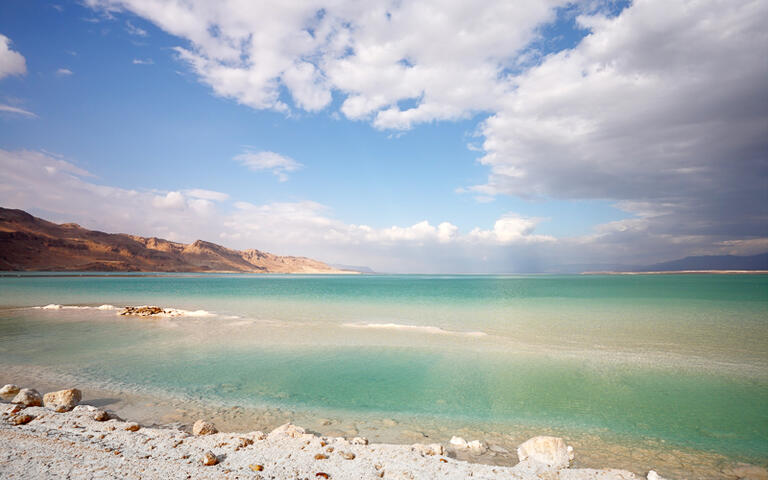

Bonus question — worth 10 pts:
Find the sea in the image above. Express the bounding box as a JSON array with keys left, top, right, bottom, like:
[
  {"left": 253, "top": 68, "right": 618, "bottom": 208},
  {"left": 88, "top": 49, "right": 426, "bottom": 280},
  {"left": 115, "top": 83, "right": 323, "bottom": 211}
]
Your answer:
[{"left": 0, "top": 273, "right": 766, "bottom": 478}]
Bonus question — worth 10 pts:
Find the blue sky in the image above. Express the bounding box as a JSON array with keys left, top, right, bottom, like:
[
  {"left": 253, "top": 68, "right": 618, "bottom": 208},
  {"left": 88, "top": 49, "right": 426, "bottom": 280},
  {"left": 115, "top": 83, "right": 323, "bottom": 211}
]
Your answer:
[{"left": 0, "top": 0, "right": 765, "bottom": 272}]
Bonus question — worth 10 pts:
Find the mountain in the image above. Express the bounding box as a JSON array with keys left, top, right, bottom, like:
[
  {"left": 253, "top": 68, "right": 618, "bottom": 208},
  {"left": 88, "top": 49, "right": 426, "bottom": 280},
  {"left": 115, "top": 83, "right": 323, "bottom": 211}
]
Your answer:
[
  {"left": 0, "top": 207, "right": 351, "bottom": 274},
  {"left": 640, "top": 253, "right": 768, "bottom": 272}
]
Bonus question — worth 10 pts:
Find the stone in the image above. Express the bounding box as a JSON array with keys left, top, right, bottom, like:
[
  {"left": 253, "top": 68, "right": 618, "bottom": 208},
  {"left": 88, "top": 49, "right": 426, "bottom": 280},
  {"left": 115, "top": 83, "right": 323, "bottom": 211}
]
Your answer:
[
  {"left": 450, "top": 436, "right": 468, "bottom": 448},
  {"left": 192, "top": 420, "right": 218, "bottom": 435},
  {"left": 125, "top": 422, "right": 140, "bottom": 432},
  {"left": 269, "top": 423, "right": 306, "bottom": 438},
  {"left": 350, "top": 436, "right": 368, "bottom": 445},
  {"left": 467, "top": 440, "right": 486, "bottom": 454},
  {"left": 4, "top": 404, "right": 23, "bottom": 415},
  {"left": 202, "top": 451, "right": 218, "bottom": 466},
  {"left": 516, "top": 436, "right": 574, "bottom": 469},
  {"left": 722, "top": 463, "right": 768, "bottom": 480},
  {"left": 647, "top": 471, "right": 665, "bottom": 480},
  {"left": 411, "top": 443, "right": 444, "bottom": 456},
  {"left": 314, "top": 453, "right": 329, "bottom": 460},
  {"left": 11, "top": 388, "right": 42, "bottom": 407},
  {"left": 11, "top": 413, "right": 34, "bottom": 425},
  {"left": 43, "top": 388, "right": 82, "bottom": 412},
  {"left": 0, "top": 384, "right": 20, "bottom": 396},
  {"left": 93, "top": 410, "right": 109, "bottom": 421},
  {"left": 342, "top": 452, "right": 356, "bottom": 460},
  {"left": 249, "top": 464, "right": 264, "bottom": 471},
  {"left": 120, "top": 306, "right": 166, "bottom": 316}
]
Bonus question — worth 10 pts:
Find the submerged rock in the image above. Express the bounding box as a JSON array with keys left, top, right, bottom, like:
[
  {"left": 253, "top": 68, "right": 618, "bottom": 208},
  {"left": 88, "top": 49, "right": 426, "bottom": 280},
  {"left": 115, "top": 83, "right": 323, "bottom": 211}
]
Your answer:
[
  {"left": 516, "top": 436, "right": 574, "bottom": 469},
  {"left": 192, "top": 419, "right": 218, "bottom": 435},
  {"left": 43, "top": 388, "right": 82, "bottom": 412},
  {"left": 11, "top": 388, "right": 43, "bottom": 407},
  {"left": 722, "top": 463, "right": 768, "bottom": 480},
  {"left": 0, "top": 384, "right": 20, "bottom": 397}
]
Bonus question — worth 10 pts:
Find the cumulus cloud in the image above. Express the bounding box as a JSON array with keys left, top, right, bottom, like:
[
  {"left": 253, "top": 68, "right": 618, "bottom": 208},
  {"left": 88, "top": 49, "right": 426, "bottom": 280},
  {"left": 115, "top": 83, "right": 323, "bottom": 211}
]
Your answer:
[
  {"left": 0, "top": 34, "right": 26, "bottom": 79},
  {"left": 0, "top": 148, "right": 558, "bottom": 271},
  {"left": 56, "top": 68, "right": 73, "bottom": 76},
  {"left": 235, "top": 151, "right": 303, "bottom": 181},
  {"left": 24, "top": 0, "right": 768, "bottom": 267},
  {"left": 83, "top": 0, "right": 563, "bottom": 124},
  {"left": 468, "top": 0, "right": 768, "bottom": 256}
]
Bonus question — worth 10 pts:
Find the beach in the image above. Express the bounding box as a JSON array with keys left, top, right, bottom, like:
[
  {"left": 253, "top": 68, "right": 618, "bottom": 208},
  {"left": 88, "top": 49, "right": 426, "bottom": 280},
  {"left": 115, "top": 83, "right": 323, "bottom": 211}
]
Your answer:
[
  {"left": 0, "top": 388, "right": 664, "bottom": 480},
  {"left": 0, "top": 274, "right": 766, "bottom": 478}
]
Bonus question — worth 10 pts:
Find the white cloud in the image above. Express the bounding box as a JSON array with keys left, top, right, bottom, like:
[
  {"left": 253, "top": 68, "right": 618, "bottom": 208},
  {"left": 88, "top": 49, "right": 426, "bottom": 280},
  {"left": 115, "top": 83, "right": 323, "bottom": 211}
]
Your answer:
[
  {"left": 0, "top": 34, "right": 26, "bottom": 80},
  {"left": 469, "top": 215, "right": 555, "bottom": 245},
  {"left": 84, "top": 0, "right": 564, "bottom": 124},
  {"left": 125, "top": 20, "right": 147, "bottom": 37},
  {"left": 132, "top": 58, "right": 154, "bottom": 65},
  {"left": 0, "top": 148, "right": 561, "bottom": 271},
  {"left": 56, "top": 68, "right": 73, "bottom": 76},
  {"left": 0, "top": 104, "right": 36, "bottom": 117},
  {"left": 183, "top": 189, "right": 229, "bottom": 202},
  {"left": 234, "top": 151, "right": 303, "bottom": 182}
]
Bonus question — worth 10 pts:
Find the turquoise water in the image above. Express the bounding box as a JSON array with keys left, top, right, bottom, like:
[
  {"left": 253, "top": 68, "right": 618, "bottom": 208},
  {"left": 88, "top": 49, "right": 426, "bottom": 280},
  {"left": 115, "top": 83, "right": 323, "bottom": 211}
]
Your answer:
[{"left": 0, "top": 273, "right": 767, "bottom": 465}]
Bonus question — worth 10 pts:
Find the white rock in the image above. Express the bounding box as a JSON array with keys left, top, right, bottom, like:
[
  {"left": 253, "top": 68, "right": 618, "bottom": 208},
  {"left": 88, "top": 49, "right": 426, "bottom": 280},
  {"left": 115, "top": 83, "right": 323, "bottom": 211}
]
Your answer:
[
  {"left": 269, "top": 423, "right": 306, "bottom": 438},
  {"left": 467, "top": 440, "right": 486, "bottom": 454},
  {"left": 192, "top": 419, "right": 218, "bottom": 435},
  {"left": 411, "top": 443, "right": 444, "bottom": 456},
  {"left": 351, "top": 436, "right": 369, "bottom": 445},
  {"left": 450, "top": 436, "right": 468, "bottom": 448},
  {"left": 647, "top": 470, "right": 665, "bottom": 480},
  {"left": 11, "top": 388, "right": 43, "bottom": 407},
  {"left": 0, "top": 384, "right": 20, "bottom": 396},
  {"left": 43, "top": 388, "right": 82, "bottom": 412},
  {"left": 516, "top": 435, "right": 574, "bottom": 469}
]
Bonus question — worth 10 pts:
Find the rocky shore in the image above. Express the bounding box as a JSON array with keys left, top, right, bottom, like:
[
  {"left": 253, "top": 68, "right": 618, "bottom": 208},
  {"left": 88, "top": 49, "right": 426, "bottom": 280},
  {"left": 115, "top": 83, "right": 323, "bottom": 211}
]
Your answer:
[{"left": 1, "top": 383, "right": 765, "bottom": 480}]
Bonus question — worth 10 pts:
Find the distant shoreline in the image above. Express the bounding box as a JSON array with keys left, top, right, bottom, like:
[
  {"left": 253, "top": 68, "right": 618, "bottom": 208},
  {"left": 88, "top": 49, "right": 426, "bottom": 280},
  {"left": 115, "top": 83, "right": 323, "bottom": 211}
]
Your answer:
[{"left": 581, "top": 270, "right": 768, "bottom": 275}]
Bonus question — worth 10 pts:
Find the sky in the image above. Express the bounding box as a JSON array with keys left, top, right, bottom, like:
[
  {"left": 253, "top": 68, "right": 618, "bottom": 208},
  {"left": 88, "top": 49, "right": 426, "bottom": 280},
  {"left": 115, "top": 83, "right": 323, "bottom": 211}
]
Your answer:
[{"left": 0, "top": 0, "right": 766, "bottom": 273}]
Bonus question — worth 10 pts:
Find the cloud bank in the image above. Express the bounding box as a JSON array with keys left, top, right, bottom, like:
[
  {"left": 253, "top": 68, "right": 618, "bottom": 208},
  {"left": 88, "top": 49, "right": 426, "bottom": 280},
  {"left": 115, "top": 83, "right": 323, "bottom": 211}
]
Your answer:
[{"left": 80, "top": 0, "right": 768, "bottom": 264}]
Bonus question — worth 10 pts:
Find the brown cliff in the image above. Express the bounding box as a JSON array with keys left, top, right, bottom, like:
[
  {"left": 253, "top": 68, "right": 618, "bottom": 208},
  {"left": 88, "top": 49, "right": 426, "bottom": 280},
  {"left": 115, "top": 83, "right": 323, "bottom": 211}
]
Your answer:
[{"left": 0, "top": 207, "right": 349, "bottom": 274}]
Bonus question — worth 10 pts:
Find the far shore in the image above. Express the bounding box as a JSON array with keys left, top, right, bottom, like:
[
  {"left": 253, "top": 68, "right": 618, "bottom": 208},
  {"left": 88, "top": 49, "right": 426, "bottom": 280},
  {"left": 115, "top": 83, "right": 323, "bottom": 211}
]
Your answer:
[{"left": 581, "top": 270, "right": 768, "bottom": 275}]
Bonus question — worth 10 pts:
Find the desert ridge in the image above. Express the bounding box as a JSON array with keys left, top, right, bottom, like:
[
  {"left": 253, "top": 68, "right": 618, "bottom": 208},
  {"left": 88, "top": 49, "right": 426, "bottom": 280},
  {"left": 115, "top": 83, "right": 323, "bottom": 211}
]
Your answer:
[{"left": 0, "top": 207, "right": 355, "bottom": 274}]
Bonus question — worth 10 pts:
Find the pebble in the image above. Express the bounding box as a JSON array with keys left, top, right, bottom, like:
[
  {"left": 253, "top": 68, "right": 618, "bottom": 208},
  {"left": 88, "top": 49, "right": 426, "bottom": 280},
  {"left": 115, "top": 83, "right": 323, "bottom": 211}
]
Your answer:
[
  {"left": 11, "top": 413, "right": 34, "bottom": 425},
  {"left": 201, "top": 451, "right": 218, "bottom": 466},
  {"left": 314, "top": 453, "right": 329, "bottom": 460},
  {"left": 125, "top": 422, "right": 140, "bottom": 432},
  {"left": 342, "top": 452, "right": 356, "bottom": 460},
  {"left": 93, "top": 410, "right": 109, "bottom": 421},
  {"left": 192, "top": 419, "right": 218, "bottom": 435}
]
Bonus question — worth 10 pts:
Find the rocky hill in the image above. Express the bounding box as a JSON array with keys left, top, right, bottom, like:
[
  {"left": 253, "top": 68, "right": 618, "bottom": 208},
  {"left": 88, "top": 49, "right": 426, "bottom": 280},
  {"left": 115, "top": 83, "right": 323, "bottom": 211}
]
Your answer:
[{"left": 0, "top": 207, "right": 349, "bottom": 274}]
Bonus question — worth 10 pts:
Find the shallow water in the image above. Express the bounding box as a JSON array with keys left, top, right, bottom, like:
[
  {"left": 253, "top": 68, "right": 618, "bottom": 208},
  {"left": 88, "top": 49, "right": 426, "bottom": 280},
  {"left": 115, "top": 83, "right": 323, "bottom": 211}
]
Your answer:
[{"left": 0, "top": 273, "right": 766, "bottom": 477}]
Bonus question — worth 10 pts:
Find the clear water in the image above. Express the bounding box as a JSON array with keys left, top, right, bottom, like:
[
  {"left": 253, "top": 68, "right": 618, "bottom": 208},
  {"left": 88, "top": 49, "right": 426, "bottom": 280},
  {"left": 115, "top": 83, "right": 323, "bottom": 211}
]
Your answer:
[{"left": 0, "top": 273, "right": 766, "bottom": 469}]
